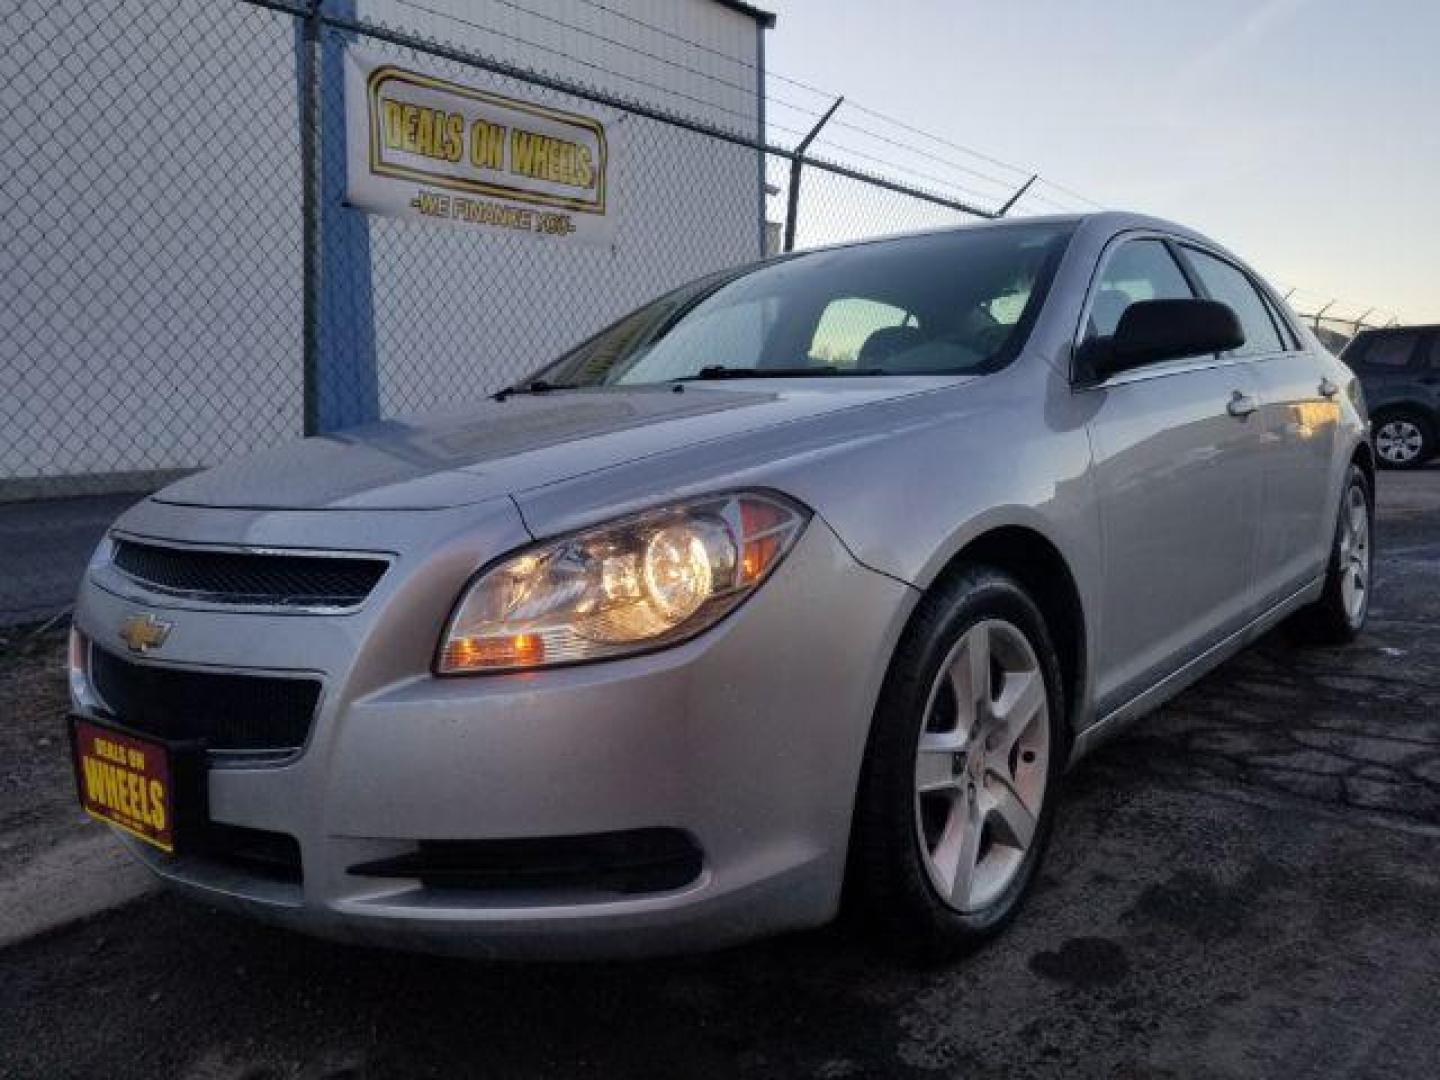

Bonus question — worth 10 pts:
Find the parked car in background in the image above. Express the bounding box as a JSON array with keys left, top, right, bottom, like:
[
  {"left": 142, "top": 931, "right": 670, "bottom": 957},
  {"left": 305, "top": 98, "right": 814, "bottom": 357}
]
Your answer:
[
  {"left": 1340, "top": 325, "right": 1440, "bottom": 468},
  {"left": 68, "top": 212, "right": 1373, "bottom": 961}
]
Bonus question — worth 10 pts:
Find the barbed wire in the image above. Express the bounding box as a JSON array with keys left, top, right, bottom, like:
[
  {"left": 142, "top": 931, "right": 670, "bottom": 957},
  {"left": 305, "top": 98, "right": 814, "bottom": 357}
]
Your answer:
[
  {"left": 807, "top": 138, "right": 1011, "bottom": 208},
  {"left": 820, "top": 119, "right": 1028, "bottom": 195},
  {"left": 1277, "top": 285, "right": 1401, "bottom": 330},
  {"left": 448, "top": 0, "right": 1104, "bottom": 212}
]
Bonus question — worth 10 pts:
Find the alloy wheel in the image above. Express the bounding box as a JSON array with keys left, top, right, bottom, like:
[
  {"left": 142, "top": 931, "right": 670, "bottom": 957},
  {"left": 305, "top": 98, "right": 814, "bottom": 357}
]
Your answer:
[
  {"left": 913, "top": 618, "right": 1049, "bottom": 913},
  {"left": 1337, "top": 481, "right": 1371, "bottom": 624},
  {"left": 1375, "top": 420, "right": 1424, "bottom": 465}
]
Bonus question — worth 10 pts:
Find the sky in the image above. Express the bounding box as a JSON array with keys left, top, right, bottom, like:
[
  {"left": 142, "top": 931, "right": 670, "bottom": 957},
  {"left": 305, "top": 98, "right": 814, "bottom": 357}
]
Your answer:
[{"left": 763, "top": 0, "right": 1439, "bottom": 324}]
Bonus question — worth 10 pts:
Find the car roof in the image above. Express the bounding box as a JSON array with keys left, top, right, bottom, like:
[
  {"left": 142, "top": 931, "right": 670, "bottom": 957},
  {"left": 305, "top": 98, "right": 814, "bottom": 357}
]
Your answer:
[
  {"left": 1352, "top": 324, "right": 1440, "bottom": 337},
  {"left": 782, "top": 210, "right": 1236, "bottom": 263}
]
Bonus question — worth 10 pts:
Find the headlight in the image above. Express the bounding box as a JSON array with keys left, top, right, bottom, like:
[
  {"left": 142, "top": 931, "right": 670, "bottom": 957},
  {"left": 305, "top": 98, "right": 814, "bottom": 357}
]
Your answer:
[{"left": 437, "top": 491, "right": 809, "bottom": 674}]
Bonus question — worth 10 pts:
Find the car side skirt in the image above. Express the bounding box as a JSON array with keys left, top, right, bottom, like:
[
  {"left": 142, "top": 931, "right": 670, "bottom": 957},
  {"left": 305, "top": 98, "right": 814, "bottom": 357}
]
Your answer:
[{"left": 1068, "top": 575, "right": 1325, "bottom": 765}]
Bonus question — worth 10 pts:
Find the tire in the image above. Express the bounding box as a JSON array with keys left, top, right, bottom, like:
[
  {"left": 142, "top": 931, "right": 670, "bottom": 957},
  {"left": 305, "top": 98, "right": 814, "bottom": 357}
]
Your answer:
[
  {"left": 1372, "top": 410, "right": 1433, "bottom": 469},
  {"left": 850, "top": 566, "right": 1065, "bottom": 961},
  {"left": 1291, "top": 464, "right": 1373, "bottom": 644}
]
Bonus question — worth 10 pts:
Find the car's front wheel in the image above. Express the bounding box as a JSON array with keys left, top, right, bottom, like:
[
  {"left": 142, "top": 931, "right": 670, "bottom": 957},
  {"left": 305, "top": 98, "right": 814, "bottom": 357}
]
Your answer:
[
  {"left": 1373, "top": 410, "right": 1433, "bottom": 469},
  {"left": 850, "top": 567, "right": 1064, "bottom": 960}
]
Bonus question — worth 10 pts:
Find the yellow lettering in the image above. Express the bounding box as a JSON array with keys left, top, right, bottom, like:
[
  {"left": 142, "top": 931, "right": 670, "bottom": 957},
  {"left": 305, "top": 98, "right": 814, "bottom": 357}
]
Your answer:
[
  {"left": 511, "top": 129, "right": 538, "bottom": 177},
  {"left": 137, "top": 772, "right": 152, "bottom": 826},
  {"left": 82, "top": 756, "right": 108, "bottom": 803},
  {"left": 111, "top": 766, "right": 129, "bottom": 817},
  {"left": 386, "top": 104, "right": 466, "bottom": 162},
  {"left": 509, "top": 130, "right": 591, "bottom": 189},
  {"left": 402, "top": 104, "right": 420, "bottom": 153},
  {"left": 470, "top": 120, "right": 505, "bottom": 170},
  {"left": 95, "top": 737, "right": 126, "bottom": 765},
  {"left": 381, "top": 99, "right": 405, "bottom": 149},
  {"left": 133, "top": 772, "right": 148, "bottom": 825},
  {"left": 445, "top": 113, "right": 464, "bottom": 163},
  {"left": 126, "top": 770, "right": 145, "bottom": 820},
  {"left": 101, "top": 763, "right": 122, "bottom": 813},
  {"left": 149, "top": 781, "right": 167, "bottom": 832}
]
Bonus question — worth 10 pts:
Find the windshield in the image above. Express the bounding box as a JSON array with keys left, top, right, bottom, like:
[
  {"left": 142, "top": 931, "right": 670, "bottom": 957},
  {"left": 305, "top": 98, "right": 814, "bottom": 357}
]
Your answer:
[{"left": 533, "top": 222, "right": 1075, "bottom": 388}]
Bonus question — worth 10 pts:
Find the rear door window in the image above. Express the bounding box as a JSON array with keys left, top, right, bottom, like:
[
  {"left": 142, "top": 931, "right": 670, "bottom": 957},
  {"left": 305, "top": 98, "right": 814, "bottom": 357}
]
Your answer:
[
  {"left": 1084, "top": 239, "right": 1194, "bottom": 341},
  {"left": 1260, "top": 291, "right": 1301, "bottom": 351},
  {"left": 1182, "top": 248, "right": 1284, "bottom": 358},
  {"left": 1362, "top": 332, "right": 1421, "bottom": 370}
]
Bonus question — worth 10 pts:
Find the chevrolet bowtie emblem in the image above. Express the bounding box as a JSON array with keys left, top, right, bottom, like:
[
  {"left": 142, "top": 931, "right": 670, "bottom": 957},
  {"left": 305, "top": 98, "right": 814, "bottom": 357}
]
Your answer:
[{"left": 118, "top": 613, "right": 172, "bottom": 654}]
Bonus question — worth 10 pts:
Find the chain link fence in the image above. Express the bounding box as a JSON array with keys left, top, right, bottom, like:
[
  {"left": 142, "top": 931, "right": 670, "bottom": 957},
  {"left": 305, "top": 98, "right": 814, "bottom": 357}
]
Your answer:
[
  {"left": 8, "top": 0, "right": 1406, "bottom": 630},
  {"left": 1282, "top": 289, "right": 1400, "bottom": 355},
  {"left": 2, "top": 0, "right": 1007, "bottom": 625},
  {"left": 338, "top": 27, "right": 761, "bottom": 419},
  {"left": 2, "top": 0, "right": 308, "bottom": 499}
]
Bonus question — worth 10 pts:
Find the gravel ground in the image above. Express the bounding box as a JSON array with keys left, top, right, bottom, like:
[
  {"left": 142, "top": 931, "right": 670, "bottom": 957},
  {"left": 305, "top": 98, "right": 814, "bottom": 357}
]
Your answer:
[
  {"left": 0, "top": 621, "right": 88, "bottom": 878},
  {"left": 2, "top": 467, "right": 1437, "bottom": 1079}
]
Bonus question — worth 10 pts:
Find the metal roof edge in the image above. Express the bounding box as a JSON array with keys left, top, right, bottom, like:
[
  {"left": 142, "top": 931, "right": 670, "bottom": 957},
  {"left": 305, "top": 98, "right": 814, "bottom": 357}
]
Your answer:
[{"left": 709, "top": 0, "right": 776, "bottom": 28}]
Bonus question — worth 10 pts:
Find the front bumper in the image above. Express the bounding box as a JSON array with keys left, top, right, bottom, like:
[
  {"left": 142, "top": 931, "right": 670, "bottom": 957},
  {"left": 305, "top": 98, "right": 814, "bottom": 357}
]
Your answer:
[{"left": 73, "top": 498, "right": 913, "bottom": 958}]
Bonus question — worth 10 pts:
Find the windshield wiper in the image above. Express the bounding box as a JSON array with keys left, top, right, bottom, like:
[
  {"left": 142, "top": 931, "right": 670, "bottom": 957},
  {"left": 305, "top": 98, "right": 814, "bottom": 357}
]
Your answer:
[
  {"left": 491, "top": 379, "right": 578, "bottom": 401},
  {"left": 680, "top": 365, "right": 887, "bottom": 381}
]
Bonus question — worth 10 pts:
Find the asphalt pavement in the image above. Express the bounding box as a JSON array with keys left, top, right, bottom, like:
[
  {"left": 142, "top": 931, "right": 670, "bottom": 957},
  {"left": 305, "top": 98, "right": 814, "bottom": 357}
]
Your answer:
[
  {"left": 0, "top": 493, "right": 143, "bottom": 626},
  {"left": 2, "top": 468, "right": 1438, "bottom": 1079}
]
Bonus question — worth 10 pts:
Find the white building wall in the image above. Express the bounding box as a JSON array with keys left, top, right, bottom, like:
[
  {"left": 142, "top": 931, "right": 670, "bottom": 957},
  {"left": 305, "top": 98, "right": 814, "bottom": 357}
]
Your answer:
[
  {"left": 0, "top": 0, "right": 306, "bottom": 487},
  {"left": 365, "top": 0, "right": 761, "bottom": 137},
  {"left": 0, "top": 0, "right": 764, "bottom": 489},
  {"left": 355, "top": 0, "right": 765, "bottom": 418}
]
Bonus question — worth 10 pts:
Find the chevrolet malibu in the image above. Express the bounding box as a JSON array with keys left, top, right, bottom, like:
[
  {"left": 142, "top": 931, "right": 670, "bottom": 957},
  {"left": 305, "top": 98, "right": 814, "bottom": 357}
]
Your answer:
[{"left": 69, "top": 212, "right": 1374, "bottom": 959}]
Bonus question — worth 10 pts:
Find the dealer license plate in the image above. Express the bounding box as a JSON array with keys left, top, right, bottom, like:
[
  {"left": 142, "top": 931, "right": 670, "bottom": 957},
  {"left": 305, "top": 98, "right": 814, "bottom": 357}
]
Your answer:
[{"left": 70, "top": 717, "right": 179, "bottom": 853}]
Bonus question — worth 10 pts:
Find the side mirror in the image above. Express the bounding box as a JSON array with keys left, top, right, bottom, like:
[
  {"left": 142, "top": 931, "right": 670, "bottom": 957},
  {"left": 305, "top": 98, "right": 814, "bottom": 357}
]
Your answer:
[{"left": 1086, "top": 298, "right": 1245, "bottom": 380}]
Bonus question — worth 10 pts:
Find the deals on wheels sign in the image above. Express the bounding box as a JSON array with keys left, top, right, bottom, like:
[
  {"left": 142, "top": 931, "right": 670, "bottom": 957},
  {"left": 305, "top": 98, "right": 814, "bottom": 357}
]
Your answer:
[{"left": 344, "top": 50, "right": 616, "bottom": 244}]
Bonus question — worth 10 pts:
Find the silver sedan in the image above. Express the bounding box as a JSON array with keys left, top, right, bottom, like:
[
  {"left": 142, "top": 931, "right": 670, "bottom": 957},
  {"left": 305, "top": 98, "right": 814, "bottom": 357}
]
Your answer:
[{"left": 68, "top": 212, "right": 1373, "bottom": 959}]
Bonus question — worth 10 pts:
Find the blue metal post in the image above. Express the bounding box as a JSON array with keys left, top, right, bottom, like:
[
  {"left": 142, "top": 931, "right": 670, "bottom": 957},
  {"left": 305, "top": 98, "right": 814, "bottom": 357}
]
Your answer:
[{"left": 295, "top": 0, "right": 378, "bottom": 435}]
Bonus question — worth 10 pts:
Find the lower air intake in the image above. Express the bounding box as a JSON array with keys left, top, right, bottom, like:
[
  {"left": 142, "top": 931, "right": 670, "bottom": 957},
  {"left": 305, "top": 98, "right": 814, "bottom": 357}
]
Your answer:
[
  {"left": 347, "top": 828, "right": 703, "bottom": 896},
  {"left": 89, "top": 646, "right": 320, "bottom": 754}
]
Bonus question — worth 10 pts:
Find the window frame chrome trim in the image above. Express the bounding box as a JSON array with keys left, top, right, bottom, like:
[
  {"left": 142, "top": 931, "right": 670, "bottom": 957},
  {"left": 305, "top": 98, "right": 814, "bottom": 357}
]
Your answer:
[{"left": 1069, "top": 228, "right": 1292, "bottom": 392}]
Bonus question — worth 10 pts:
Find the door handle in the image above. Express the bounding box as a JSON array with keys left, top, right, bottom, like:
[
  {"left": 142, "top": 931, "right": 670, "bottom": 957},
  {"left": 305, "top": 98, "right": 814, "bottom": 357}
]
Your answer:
[
  {"left": 1227, "top": 390, "right": 1259, "bottom": 418},
  {"left": 1319, "top": 377, "right": 1340, "bottom": 398}
]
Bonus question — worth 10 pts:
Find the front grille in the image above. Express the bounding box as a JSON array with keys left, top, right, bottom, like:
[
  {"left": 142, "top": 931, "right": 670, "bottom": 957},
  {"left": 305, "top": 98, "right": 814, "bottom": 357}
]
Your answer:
[
  {"left": 89, "top": 646, "right": 320, "bottom": 753},
  {"left": 347, "top": 829, "right": 704, "bottom": 896},
  {"left": 111, "top": 538, "right": 387, "bottom": 609}
]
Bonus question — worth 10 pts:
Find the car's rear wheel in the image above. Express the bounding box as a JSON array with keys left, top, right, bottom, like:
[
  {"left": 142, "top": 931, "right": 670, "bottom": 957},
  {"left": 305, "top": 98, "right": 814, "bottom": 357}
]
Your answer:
[
  {"left": 850, "top": 567, "right": 1064, "bottom": 960},
  {"left": 1292, "top": 464, "right": 1373, "bottom": 644},
  {"left": 1373, "top": 411, "right": 1433, "bottom": 469}
]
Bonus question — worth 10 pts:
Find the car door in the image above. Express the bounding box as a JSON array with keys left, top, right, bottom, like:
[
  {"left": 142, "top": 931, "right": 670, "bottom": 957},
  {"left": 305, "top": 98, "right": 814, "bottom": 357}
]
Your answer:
[
  {"left": 1423, "top": 332, "right": 1440, "bottom": 418},
  {"left": 1179, "top": 245, "right": 1339, "bottom": 607},
  {"left": 1077, "top": 235, "right": 1266, "bottom": 715},
  {"left": 1349, "top": 330, "right": 1425, "bottom": 416}
]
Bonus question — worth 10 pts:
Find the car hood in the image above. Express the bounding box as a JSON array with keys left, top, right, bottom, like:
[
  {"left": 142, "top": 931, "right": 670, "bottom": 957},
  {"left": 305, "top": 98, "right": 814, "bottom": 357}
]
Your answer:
[{"left": 151, "top": 379, "right": 964, "bottom": 511}]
